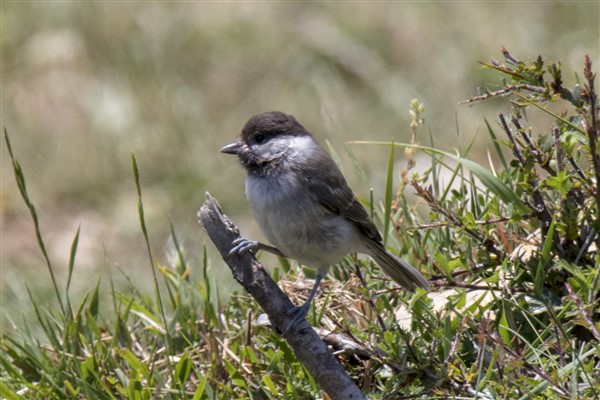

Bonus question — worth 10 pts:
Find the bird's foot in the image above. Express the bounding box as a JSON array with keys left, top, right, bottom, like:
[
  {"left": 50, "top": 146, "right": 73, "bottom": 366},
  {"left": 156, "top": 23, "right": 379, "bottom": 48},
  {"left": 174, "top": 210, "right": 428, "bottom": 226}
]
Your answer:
[
  {"left": 280, "top": 302, "right": 312, "bottom": 336},
  {"left": 228, "top": 238, "right": 286, "bottom": 257},
  {"left": 228, "top": 238, "right": 259, "bottom": 256},
  {"left": 280, "top": 273, "right": 323, "bottom": 336}
]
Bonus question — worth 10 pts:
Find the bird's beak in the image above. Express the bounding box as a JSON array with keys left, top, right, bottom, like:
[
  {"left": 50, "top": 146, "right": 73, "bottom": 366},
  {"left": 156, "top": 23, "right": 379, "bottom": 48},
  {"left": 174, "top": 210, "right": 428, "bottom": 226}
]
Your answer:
[{"left": 220, "top": 140, "right": 243, "bottom": 155}]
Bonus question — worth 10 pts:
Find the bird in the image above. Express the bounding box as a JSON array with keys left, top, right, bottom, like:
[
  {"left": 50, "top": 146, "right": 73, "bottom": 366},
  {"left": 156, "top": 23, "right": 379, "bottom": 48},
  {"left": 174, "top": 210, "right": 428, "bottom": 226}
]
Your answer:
[{"left": 221, "top": 111, "right": 429, "bottom": 334}]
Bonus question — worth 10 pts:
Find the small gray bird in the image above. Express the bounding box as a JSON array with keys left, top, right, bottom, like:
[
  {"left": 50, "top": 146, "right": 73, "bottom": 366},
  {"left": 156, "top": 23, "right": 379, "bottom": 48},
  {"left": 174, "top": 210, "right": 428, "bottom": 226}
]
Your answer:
[{"left": 221, "top": 111, "right": 429, "bottom": 333}]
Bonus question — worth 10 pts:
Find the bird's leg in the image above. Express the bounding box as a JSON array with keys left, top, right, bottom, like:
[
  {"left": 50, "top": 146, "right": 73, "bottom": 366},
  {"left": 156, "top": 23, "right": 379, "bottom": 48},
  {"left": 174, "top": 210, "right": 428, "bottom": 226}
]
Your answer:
[
  {"left": 229, "top": 238, "right": 322, "bottom": 335},
  {"left": 229, "top": 238, "right": 285, "bottom": 257},
  {"left": 281, "top": 272, "right": 323, "bottom": 336}
]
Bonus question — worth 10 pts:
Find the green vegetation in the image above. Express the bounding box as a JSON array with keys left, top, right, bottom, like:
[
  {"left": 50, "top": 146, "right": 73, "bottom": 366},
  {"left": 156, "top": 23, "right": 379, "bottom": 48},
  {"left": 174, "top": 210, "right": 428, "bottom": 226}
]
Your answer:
[{"left": 2, "top": 50, "right": 599, "bottom": 399}]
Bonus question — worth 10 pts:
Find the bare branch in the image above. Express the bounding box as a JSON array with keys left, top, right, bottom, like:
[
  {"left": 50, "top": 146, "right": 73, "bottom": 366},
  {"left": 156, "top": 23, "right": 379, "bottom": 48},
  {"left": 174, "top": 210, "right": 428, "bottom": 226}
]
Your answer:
[
  {"left": 459, "top": 84, "right": 549, "bottom": 105},
  {"left": 197, "top": 192, "right": 367, "bottom": 400}
]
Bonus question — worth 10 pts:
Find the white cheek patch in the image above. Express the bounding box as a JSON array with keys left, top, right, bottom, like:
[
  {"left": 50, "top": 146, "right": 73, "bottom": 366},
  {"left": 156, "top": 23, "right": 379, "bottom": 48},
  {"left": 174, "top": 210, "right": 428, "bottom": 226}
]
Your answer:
[
  {"left": 288, "top": 135, "right": 315, "bottom": 150},
  {"left": 250, "top": 134, "right": 316, "bottom": 162},
  {"left": 286, "top": 135, "right": 318, "bottom": 162}
]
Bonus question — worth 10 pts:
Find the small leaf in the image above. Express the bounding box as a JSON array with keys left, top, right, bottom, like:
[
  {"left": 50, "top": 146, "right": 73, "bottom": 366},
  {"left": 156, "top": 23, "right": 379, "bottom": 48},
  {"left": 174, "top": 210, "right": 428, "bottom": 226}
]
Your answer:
[
  {"left": 262, "top": 374, "right": 278, "bottom": 395},
  {"left": 498, "top": 305, "right": 512, "bottom": 347},
  {"left": 192, "top": 375, "right": 209, "bottom": 400},
  {"left": 175, "top": 352, "right": 192, "bottom": 386},
  {"left": 545, "top": 170, "right": 573, "bottom": 197},
  {"left": 88, "top": 280, "right": 101, "bottom": 318}
]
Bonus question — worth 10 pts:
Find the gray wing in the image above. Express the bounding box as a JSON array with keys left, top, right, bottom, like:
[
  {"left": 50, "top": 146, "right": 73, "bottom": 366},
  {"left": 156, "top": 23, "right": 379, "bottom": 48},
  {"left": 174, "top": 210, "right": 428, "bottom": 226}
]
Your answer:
[
  {"left": 297, "top": 143, "right": 429, "bottom": 291},
  {"left": 296, "top": 145, "right": 382, "bottom": 242}
]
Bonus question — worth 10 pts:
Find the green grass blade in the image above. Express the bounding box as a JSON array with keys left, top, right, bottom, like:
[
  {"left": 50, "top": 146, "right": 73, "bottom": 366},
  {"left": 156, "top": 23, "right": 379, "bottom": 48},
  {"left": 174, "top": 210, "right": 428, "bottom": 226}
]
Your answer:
[
  {"left": 132, "top": 153, "right": 166, "bottom": 321},
  {"left": 200, "top": 243, "right": 216, "bottom": 324},
  {"left": 343, "top": 142, "right": 368, "bottom": 184},
  {"left": 192, "top": 374, "right": 209, "bottom": 400},
  {"left": 484, "top": 118, "right": 508, "bottom": 170},
  {"left": 428, "top": 128, "right": 440, "bottom": 197},
  {"left": 0, "top": 380, "right": 20, "bottom": 400},
  {"left": 325, "top": 139, "right": 344, "bottom": 175},
  {"left": 65, "top": 224, "right": 81, "bottom": 317},
  {"left": 131, "top": 153, "right": 175, "bottom": 386},
  {"left": 383, "top": 141, "right": 395, "bottom": 246},
  {"left": 535, "top": 216, "right": 556, "bottom": 296},
  {"left": 88, "top": 280, "right": 101, "bottom": 318},
  {"left": 4, "top": 129, "right": 65, "bottom": 314},
  {"left": 26, "top": 286, "right": 62, "bottom": 351},
  {"left": 175, "top": 352, "right": 193, "bottom": 388},
  {"left": 169, "top": 222, "right": 187, "bottom": 277}
]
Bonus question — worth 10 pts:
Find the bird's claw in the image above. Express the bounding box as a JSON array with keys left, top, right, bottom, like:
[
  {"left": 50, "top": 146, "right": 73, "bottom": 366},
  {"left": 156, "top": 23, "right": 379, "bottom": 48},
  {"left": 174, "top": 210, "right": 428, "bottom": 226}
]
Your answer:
[
  {"left": 228, "top": 238, "right": 259, "bottom": 256},
  {"left": 280, "top": 304, "right": 311, "bottom": 336}
]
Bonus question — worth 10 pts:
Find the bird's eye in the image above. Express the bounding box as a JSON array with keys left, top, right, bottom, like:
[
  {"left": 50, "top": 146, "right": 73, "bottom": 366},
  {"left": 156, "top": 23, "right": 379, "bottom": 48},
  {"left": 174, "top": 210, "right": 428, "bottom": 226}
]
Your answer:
[{"left": 254, "top": 134, "right": 265, "bottom": 144}]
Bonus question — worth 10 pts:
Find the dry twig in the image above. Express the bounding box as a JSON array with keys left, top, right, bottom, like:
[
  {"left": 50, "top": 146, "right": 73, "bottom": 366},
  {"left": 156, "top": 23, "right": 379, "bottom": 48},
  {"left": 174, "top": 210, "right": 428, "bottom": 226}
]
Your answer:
[{"left": 198, "top": 192, "right": 366, "bottom": 400}]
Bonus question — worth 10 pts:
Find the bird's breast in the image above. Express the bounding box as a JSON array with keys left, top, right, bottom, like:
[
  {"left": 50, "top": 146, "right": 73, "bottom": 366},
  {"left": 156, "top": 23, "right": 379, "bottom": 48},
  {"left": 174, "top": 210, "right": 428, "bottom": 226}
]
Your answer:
[{"left": 245, "top": 174, "right": 358, "bottom": 270}]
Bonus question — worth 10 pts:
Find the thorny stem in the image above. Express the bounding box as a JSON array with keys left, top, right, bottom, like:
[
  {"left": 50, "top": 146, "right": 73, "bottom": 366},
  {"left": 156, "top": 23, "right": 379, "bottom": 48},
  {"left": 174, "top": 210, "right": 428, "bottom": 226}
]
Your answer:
[
  {"left": 459, "top": 83, "right": 549, "bottom": 105},
  {"left": 583, "top": 56, "right": 600, "bottom": 252},
  {"left": 511, "top": 116, "right": 556, "bottom": 176},
  {"left": 499, "top": 113, "right": 526, "bottom": 166},
  {"left": 410, "top": 215, "right": 529, "bottom": 230},
  {"left": 499, "top": 113, "right": 554, "bottom": 242},
  {"left": 501, "top": 46, "right": 521, "bottom": 66},
  {"left": 552, "top": 126, "right": 564, "bottom": 173}
]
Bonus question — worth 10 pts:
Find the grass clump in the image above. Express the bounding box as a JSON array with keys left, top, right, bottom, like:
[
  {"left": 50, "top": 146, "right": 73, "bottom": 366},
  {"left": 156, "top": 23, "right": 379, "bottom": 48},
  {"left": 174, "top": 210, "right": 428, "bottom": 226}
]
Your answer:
[
  {"left": 1, "top": 137, "right": 318, "bottom": 399},
  {"left": 2, "top": 49, "right": 599, "bottom": 399}
]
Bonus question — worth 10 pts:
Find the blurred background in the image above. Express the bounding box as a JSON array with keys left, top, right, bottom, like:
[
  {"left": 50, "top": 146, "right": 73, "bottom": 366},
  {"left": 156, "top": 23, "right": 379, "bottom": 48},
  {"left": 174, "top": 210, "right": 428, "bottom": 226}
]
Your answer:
[{"left": 2, "top": 2, "right": 598, "bottom": 331}]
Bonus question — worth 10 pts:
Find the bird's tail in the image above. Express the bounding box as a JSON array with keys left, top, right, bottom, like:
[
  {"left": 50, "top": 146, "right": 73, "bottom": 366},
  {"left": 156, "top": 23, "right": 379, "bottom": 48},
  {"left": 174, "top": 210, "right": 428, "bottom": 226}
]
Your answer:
[{"left": 363, "top": 240, "right": 429, "bottom": 291}]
